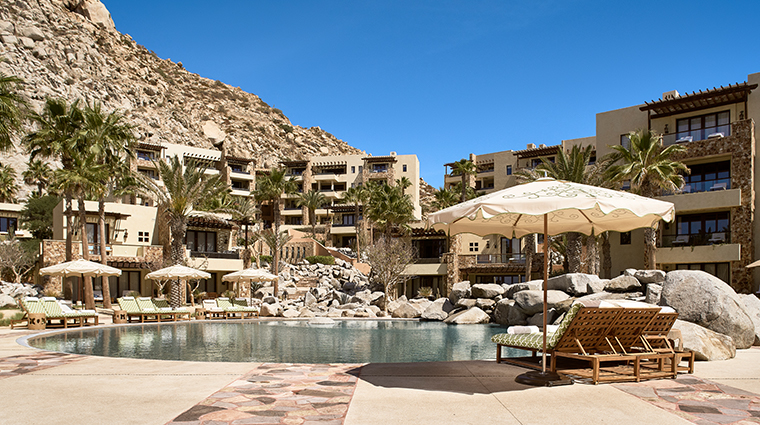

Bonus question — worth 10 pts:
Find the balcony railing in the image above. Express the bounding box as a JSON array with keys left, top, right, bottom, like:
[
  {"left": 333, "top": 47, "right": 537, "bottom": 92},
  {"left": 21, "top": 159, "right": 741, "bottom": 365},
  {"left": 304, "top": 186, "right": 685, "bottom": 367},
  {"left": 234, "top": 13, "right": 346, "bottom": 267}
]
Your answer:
[
  {"left": 662, "top": 125, "right": 732, "bottom": 146},
  {"left": 662, "top": 178, "right": 731, "bottom": 196},
  {"left": 190, "top": 250, "right": 239, "bottom": 259},
  {"left": 230, "top": 169, "right": 250, "bottom": 175},
  {"left": 660, "top": 232, "right": 730, "bottom": 248},
  {"left": 475, "top": 253, "right": 526, "bottom": 264},
  {"left": 413, "top": 257, "right": 442, "bottom": 264}
]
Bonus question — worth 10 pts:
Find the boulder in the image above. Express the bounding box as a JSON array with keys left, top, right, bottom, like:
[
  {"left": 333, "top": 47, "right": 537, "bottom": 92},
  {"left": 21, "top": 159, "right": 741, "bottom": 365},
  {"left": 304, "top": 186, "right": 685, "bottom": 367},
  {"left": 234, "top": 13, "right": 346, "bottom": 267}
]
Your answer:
[
  {"left": 409, "top": 298, "right": 432, "bottom": 313},
  {"left": 493, "top": 298, "right": 528, "bottom": 326},
  {"left": 513, "top": 290, "right": 570, "bottom": 315},
  {"left": 281, "top": 308, "right": 299, "bottom": 318},
  {"left": 661, "top": 270, "right": 755, "bottom": 349},
  {"left": 588, "top": 279, "right": 607, "bottom": 294},
  {"left": 392, "top": 302, "right": 420, "bottom": 318},
  {"left": 0, "top": 21, "right": 13, "bottom": 35},
  {"left": 475, "top": 298, "right": 495, "bottom": 310},
  {"left": 575, "top": 291, "right": 632, "bottom": 305},
  {"left": 351, "top": 290, "right": 373, "bottom": 305},
  {"left": 470, "top": 283, "right": 505, "bottom": 299},
  {"left": 645, "top": 284, "right": 662, "bottom": 305},
  {"left": 634, "top": 270, "right": 666, "bottom": 284},
  {"left": 326, "top": 308, "right": 344, "bottom": 318},
  {"left": 605, "top": 275, "right": 642, "bottom": 293},
  {"left": 259, "top": 303, "right": 282, "bottom": 317},
  {"left": 673, "top": 319, "right": 736, "bottom": 361},
  {"left": 448, "top": 281, "right": 471, "bottom": 304},
  {"left": 444, "top": 307, "right": 490, "bottom": 325},
  {"left": 304, "top": 291, "right": 317, "bottom": 306},
  {"left": 455, "top": 298, "right": 476, "bottom": 310},
  {"left": 740, "top": 294, "right": 760, "bottom": 346},
  {"left": 527, "top": 309, "right": 556, "bottom": 328},
  {"left": 421, "top": 298, "right": 455, "bottom": 321},
  {"left": 299, "top": 309, "right": 316, "bottom": 318},
  {"left": 547, "top": 273, "right": 599, "bottom": 296},
  {"left": 0, "top": 294, "right": 16, "bottom": 308},
  {"left": 504, "top": 280, "right": 542, "bottom": 299}
]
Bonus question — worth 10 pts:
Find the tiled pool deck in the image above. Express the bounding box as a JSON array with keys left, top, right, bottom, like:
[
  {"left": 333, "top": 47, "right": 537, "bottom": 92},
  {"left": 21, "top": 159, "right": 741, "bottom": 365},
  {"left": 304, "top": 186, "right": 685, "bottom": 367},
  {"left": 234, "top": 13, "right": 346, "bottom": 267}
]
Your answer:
[{"left": 2, "top": 320, "right": 760, "bottom": 425}]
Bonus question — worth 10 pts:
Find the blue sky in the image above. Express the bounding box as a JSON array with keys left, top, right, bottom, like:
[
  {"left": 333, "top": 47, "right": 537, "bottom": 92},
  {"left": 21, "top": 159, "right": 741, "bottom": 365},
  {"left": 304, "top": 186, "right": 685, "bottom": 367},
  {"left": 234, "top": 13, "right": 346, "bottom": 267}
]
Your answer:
[{"left": 102, "top": 0, "right": 760, "bottom": 187}]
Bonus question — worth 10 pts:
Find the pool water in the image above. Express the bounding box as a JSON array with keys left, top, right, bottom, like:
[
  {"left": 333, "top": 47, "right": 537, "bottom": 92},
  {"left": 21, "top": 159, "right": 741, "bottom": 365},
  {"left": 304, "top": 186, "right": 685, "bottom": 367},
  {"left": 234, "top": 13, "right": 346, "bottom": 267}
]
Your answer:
[{"left": 27, "top": 320, "right": 527, "bottom": 363}]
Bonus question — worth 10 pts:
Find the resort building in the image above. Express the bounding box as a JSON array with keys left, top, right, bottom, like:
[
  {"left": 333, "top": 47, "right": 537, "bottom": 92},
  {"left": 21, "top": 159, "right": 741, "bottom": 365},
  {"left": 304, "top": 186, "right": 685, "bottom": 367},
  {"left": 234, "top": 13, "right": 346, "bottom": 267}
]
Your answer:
[
  {"left": 436, "top": 71, "right": 760, "bottom": 294},
  {"left": 0, "top": 202, "right": 31, "bottom": 241},
  {"left": 279, "top": 152, "right": 422, "bottom": 249}
]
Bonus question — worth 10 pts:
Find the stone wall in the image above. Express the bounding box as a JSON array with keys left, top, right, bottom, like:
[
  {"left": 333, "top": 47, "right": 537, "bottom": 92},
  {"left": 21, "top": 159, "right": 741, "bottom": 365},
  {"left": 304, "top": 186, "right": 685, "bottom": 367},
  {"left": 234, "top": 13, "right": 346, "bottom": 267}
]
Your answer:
[{"left": 670, "top": 119, "right": 755, "bottom": 293}]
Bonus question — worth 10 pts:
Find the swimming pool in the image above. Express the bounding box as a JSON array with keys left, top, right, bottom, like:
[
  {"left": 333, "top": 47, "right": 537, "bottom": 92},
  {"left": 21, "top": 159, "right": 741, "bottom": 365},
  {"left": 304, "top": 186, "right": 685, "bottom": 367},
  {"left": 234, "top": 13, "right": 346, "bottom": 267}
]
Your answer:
[{"left": 26, "top": 320, "right": 526, "bottom": 363}]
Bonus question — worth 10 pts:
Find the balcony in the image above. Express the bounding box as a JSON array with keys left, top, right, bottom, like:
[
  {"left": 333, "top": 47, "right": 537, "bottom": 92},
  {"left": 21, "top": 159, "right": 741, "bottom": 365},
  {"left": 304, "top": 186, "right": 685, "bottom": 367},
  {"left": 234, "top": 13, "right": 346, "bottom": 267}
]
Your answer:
[
  {"left": 657, "top": 243, "right": 741, "bottom": 264},
  {"left": 657, "top": 188, "right": 740, "bottom": 213},
  {"left": 660, "top": 232, "right": 731, "bottom": 248},
  {"left": 190, "top": 250, "right": 239, "bottom": 259},
  {"left": 475, "top": 254, "right": 526, "bottom": 264}
]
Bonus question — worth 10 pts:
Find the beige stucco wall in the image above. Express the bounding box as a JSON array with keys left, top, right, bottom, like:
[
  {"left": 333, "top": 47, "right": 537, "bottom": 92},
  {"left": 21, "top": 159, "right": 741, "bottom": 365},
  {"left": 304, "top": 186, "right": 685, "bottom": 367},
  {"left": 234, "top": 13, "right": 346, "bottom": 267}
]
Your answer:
[
  {"left": 748, "top": 72, "right": 760, "bottom": 291},
  {"left": 595, "top": 105, "right": 648, "bottom": 157}
]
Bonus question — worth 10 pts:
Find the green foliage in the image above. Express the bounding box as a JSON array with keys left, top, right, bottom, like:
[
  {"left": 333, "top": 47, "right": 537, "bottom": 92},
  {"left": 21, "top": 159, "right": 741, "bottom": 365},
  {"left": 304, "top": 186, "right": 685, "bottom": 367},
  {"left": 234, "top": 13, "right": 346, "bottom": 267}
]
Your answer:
[
  {"left": 306, "top": 255, "right": 335, "bottom": 265},
  {"left": 222, "top": 290, "right": 236, "bottom": 299},
  {"left": 0, "top": 70, "right": 28, "bottom": 152},
  {"left": 417, "top": 287, "right": 433, "bottom": 298},
  {"left": 21, "top": 195, "right": 59, "bottom": 240},
  {"left": 0, "top": 312, "right": 24, "bottom": 327},
  {"left": 278, "top": 123, "right": 294, "bottom": 133},
  {"left": 259, "top": 255, "right": 273, "bottom": 264}
]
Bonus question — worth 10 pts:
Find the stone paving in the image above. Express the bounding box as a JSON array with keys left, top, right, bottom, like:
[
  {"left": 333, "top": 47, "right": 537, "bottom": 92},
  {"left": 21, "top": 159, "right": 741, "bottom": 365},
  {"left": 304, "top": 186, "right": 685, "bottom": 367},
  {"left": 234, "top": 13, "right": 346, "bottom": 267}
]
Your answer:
[
  {"left": 166, "top": 363, "right": 362, "bottom": 425},
  {"left": 614, "top": 376, "right": 760, "bottom": 425},
  {"left": 0, "top": 351, "right": 83, "bottom": 379}
]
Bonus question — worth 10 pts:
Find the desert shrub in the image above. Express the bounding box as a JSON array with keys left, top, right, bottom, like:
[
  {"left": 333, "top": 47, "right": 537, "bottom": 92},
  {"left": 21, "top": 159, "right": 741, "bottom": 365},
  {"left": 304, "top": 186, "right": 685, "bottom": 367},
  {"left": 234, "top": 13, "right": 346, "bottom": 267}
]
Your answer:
[
  {"left": 259, "top": 255, "right": 273, "bottom": 264},
  {"left": 306, "top": 256, "right": 334, "bottom": 265}
]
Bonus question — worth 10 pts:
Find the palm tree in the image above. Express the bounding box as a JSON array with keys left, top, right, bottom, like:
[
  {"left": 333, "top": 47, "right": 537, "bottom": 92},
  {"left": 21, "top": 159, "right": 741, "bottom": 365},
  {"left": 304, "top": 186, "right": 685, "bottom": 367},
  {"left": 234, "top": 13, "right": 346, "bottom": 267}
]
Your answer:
[
  {"left": 450, "top": 159, "right": 477, "bottom": 203},
  {"left": 340, "top": 185, "right": 370, "bottom": 258},
  {"left": 258, "top": 228, "right": 292, "bottom": 298},
  {"left": 52, "top": 154, "right": 106, "bottom": 309},
  {"left": 0, "top": 71, "right": 27, "bottom": 152},
  {"left": 254, "top": 168, "right": 297, "bottom": 293},
  {"left": 135, "top": 155, "right": 230, "bottom": 307},
  {"left": 365, "top": 183, "right": 414, "bottom": 239},
  {"left": 0, "top": 164, "right": 17, "bottom": 203},
  {"left": 296, "top": 189, "right": 327, "bottom": 239},
  {"left": 432, "top": 186, "right": 459, "bottom": 210},
  {"left": 23, "top": 159, "right": 53, "bottom": 196},
  {"left": 396, "top": 176, "right": 412, "bottom": 195},
  {"left": 80, "top": 102, "right": 136, "bottom": 308},
  {"left": 516, "top": 145, "right": 597, "bottom": 273},
  {"left": 230, "top": 196, "right": 259, "bottom": 269},
  {"left": 24, "top": 98, "right": 86, "bottom": 264},
  {"left": 606, "top": 129, "right": 688, "bottom": 269}
]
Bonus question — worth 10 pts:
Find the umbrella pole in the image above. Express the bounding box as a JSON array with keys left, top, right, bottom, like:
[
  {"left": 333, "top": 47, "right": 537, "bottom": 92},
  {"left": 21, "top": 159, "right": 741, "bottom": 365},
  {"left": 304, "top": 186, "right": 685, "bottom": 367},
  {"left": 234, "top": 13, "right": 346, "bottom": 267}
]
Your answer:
[{"left": 515, "top": 214, "right": 572, "bottom": 387}]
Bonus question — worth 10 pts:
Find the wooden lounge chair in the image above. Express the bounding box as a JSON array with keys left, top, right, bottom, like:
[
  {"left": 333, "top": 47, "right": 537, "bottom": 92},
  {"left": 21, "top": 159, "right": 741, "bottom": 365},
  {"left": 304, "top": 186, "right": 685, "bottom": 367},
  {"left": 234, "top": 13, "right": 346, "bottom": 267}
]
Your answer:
[
  {"left": 118, "top": 296, "right": 159, "bottom": 323},
  {"left": 638, "top": 309, "right": 695, "bottom": 374},
  {"left": 216, "top": 297, "right": 257, "bottom": 319},
  {"left": 10, "top": 297, "right": 33, "bottom": 329},
  {"left": 202, "top": 299, "right": 226, "bottom": 319},
  {"left": 493, "top": 301, "right": 680, "bottom": 384},
  {"left": 151, "top": 298, "right": 192, "bottom": 321},
  {"left": 39, "top": 297, "right": 85, "bottom": 328},
  {"left": 54, "top": 300, "right": 99, "bottom": 326},
  {"left": 232, "top": 298, "right": 259, "bottom": 318}
]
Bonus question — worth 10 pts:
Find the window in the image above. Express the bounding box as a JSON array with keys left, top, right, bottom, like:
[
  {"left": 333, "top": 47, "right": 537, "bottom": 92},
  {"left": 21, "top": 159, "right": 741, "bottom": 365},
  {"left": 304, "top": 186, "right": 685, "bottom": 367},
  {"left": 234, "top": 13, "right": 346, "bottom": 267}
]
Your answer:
[
  {"left": 0, "top": 217, "right": 17, "bottom": 233},
  {"left": 469, "top": 242, "right": 479, "bottom": 252},
  {"left": 531, "top": 158, "right": 542, "bottom": 168},
  {"left": 403, "top": 164, "right": 407, "bottom": 172},
  {"left": 231, "top": 180, "right": 248, "bottom": 190},
  {"left": 230, "top": 163, "right": 246, "bottom": 173},
  {"left": 139, "top": 168, "right": 158, "bottom": 180},
  {"left": 108, "top": 271, "right": 141, "bottom": 298},
  {"left": 136, "top": 150, "right": 155, "bottom": 161},
  {"left": 372, "top": 164, "right": 388, "bottom": 173},
  {"left": 682, "top": 161, "right": 730, "bottom": 193},
  {"left": 620, "top": 231, "right": 631, "bottom": 245},
  {"left": 506, "top": 165, "right": 512, "bottom": 175},
  {"left": 138, "top": 231, "right": 150, "bottom": 243},
  {"left": 351, "top": 166, "right": 355, "bottom": 173},
  {"left": 476, "top": 275, "right": 525, "bottom": 284},
  {"left": 358, "top": 166, "right": 363, "bottom": 173},
  {"left": 677, "top": 111, "right": 730, "bottom": 142},
  {"left": 186, "top": 230, "right": 217, "bottom": 252},
  {"left": 621, "top": 134, "right": 631, "bottom": 150},
  {"left": 342, "top": 214, "right": 354, "bottom": 225}
]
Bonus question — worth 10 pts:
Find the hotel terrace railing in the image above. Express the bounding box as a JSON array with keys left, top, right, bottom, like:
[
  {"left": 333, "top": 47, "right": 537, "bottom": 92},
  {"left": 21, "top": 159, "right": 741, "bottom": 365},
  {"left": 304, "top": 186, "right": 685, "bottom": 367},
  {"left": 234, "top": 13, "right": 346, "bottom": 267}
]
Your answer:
[
  {"left": 662, "top": 124, "right": 732, "bottom": 146},
  {"left": 413, "top": 256, "right": 443, "bottom": 264},
  {"left": 189, "top": 250, "right": 240, "bottom": 259},
  {"left": 474, "top": 253, "right": 526, "bottom": 264},
  {"left": 660, "top": 232, "right": 731, "bottom": 248}
]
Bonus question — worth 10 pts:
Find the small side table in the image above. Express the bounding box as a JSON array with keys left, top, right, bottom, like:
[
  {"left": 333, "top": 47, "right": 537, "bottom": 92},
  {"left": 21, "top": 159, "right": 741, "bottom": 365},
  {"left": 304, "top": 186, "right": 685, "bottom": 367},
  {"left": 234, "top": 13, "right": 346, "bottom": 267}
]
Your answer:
[
  {"left": 113, "top": 310, "right": 128, "bottom": 324},
  {"left": 195, "top": 308, "right": 207, "bottom": 320},
  {"left": 28, "top": 313, "right": 46, "bottom": 330}
]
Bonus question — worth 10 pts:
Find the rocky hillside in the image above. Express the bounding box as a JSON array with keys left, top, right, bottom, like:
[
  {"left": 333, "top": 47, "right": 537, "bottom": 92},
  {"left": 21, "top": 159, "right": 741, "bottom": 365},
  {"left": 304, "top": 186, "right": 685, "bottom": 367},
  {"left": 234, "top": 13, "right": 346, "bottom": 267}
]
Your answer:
[{"left": 0, "top": 0, "right": 362, "bottom": 197}]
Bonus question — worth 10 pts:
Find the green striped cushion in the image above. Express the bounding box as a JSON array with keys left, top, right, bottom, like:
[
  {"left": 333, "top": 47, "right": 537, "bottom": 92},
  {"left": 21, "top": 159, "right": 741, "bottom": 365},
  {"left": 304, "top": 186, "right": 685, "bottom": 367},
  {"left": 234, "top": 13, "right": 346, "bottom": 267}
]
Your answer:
[{"left": 491, "top": 303, "right": 583, "bottom": 350}]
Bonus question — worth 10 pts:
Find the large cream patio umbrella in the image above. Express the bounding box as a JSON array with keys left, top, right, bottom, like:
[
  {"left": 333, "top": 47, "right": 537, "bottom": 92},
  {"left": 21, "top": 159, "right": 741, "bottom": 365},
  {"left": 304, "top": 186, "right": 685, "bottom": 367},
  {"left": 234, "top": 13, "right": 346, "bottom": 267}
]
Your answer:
[
  {"left": 427, "top": 177, "right": 675, "bottom": 386},
  {"left": 40, "top": 258, "right": 123, "bottom": 303},
  {"left": 222, "top": 268, "right": 278, "bottom": 300},
  {"left": 146, "top": 265, "right": 211, "bottom": 306}
]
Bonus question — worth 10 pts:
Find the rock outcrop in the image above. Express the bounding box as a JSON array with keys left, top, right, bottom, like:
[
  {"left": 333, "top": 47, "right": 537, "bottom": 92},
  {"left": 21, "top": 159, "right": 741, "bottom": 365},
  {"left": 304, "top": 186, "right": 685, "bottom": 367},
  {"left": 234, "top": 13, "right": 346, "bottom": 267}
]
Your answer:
[
  {"left": 0, "top": 0, "right": 362, "bottom": 197},
  {"left": 660, "top": 270, "right": 755, "bottom": 349}
]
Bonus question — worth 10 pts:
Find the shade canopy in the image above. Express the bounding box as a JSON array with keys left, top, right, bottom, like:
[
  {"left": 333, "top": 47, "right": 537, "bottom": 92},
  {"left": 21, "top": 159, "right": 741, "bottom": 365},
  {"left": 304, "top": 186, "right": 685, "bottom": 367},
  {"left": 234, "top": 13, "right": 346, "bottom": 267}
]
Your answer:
[
  {"left": 222, "top": 268, "right": 278, "bottom": 283},
  {"left": 746, "top": 260, "right": 760, "bottom": 269},
  {"left": 427, "top": 178, "right": 675, "bottom": 238},
  {"left": 145, "top": 265, "right": 210, "bottom": 280},
  {"left": 40, "top": 258, "right": 122, "bottom": 278}
]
